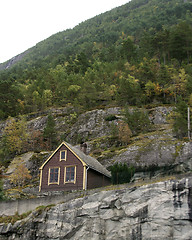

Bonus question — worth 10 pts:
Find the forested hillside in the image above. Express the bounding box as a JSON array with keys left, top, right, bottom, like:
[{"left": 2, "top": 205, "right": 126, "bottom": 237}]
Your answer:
[
  {"left": 1, "top": 0, "right": 192, "bottom": 200},
  {"left": 0, "top": 0, "right": 192, "bottom": 121}
]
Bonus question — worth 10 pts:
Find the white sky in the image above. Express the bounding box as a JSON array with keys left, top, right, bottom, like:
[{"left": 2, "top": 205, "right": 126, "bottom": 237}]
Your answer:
[{"left": 0, "top": 0, "right": 130, "bottom": 63}]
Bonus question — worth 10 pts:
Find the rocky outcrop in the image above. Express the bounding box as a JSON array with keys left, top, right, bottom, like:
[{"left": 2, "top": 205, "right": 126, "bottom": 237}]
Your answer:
[
  {"left": 0, "top": 51, "right": 29, "bottom": 71},
  {"left": 1, "top": 177, "right": 192, "bottom": 239},
  {"left": 66, "top": 107, "right": 121, "bottom": 143},
  {"left": 0, "top": 106, "right": 171, "bottom": 142},
  {"left": 98, "top": 126, "right": 192, "bottom": 181},
  {"left": 102, "top": 128, "right": 192, "bottom": 178},
  {"left": 105, "top": 131, "right": 192, "bottom": 167},
  {"left": 67, "top": 106, "right": 173, "bottom": 144},
  {"left": 149, "top": 106, "right": 173, "bottom": 124},
  {"left": 2, "top": 106, "right": 191, "bottom": 185},
  {"left": 2, "top": 151, "right": 50, "bottom": 198},
  {"left": 1, "top": 106, "right": 189, "bottom": 180}
]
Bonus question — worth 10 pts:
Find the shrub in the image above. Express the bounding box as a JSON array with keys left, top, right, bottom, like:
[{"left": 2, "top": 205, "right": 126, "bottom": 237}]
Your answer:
[
  {"left": 105, "top": 115, "right": 118, "bottom": 121},
  {"left": 0, "top": 211, "right": 32, "bottom": 224},
  {"left": 123, "top": 106, "right": 152, "bottom": 135},
  {"left": 9, "top": 163, "right": 32, "bottom": 187},
  {"left": 172, "top": 99, "right": 188, "bottom": 139},
  {"left": 0, "top": 179, "right": 6, "bottom": 201},
  {"left": 118, "top": 121, "right": 132, "bottom": 145},
  {"left": 109, "top": 163, "right": 135, "bottom": 184}
]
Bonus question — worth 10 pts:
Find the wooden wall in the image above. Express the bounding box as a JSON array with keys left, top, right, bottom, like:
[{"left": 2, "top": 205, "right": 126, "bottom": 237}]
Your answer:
[
  {"left": 41, "top": 145, "right": 84, "bottom": 191},
  {"left": 87, "top": 169, "right": 111, "bottom": 189}
]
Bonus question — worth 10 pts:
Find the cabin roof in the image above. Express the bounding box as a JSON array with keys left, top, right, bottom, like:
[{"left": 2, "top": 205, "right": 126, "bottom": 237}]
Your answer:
[{"left": 40, "top": 142, "right": 111, "bottom": 178}]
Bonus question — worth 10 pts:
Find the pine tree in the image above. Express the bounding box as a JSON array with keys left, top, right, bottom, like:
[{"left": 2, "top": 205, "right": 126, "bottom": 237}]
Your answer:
[
  {"left": 43, "top": 114, "right": 58, "bottom": 150},
  {"left": 173, "top": 99, "right": 188, "bottom": 138}
]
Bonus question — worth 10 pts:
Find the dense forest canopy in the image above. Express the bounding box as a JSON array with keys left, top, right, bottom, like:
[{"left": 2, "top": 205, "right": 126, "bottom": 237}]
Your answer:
[{"left": 0, "top": 0, "right": 192, "bottom": 119}]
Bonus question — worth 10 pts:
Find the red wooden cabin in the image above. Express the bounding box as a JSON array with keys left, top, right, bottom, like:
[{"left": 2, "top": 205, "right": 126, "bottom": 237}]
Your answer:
[{"left": 39, "top": 142, "right": 111, "bottom": 192}]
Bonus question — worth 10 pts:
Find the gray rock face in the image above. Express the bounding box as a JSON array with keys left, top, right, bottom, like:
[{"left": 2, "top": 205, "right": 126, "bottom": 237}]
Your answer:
[
  {"left": 1, "top": 177, "right": 192, "bottom": 239},
  {"left": 67, "top": 106, "right": 173, "bottom": 144},
  {"left": 0, "top": 106, "right": 171, "bottom": 143},
  {"left": 150, "top": 106, "right": 173, "bottom": 124},
  {"left": 0, "top": 51, "right": 29, "bottom": 71},
  {"left": 67, "top": 107, "right": 121, "bottom": 143},
  {"left": 105, "top": 130, "right": 192, "bottom": 172}
]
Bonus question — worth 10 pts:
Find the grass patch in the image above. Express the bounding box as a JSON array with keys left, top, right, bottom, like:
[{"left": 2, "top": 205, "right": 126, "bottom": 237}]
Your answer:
[
  {"left": 35, "top": 204, "right": 56, "bottom": 214},
  {"left": 0, "top": 211, "right": 32, "bottom": 224}
]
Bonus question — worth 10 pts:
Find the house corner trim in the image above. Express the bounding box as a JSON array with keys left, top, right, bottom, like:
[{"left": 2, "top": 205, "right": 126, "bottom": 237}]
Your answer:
[{"left": 39, "top": 169, "right": 42, "bottom": 192}]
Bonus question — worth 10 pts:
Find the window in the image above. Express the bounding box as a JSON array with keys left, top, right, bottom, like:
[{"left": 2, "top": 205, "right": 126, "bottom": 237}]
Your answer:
[
  {"left": 64, "top": 166, "right": 76, "bottom": 184},
  {"left": 60, "top": 150, "right": 67, "bottom": 161},
  {"left": 48, "top": 167, "right": 60, "bottom": 185}
]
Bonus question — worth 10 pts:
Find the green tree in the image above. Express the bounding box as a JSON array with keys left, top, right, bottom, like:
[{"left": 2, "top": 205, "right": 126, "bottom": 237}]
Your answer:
[
  {"left": 168, "top": 21, "right": 192, "bottom": 64},
  {"left": 110, "top": 163, "right": 135, "bottom": 184},
  {"left": 123, "top": 107, "right": 152, "bottom": 135},
  {"left": 117, "top": 74, "right": 141, "bottom": 105},
  {"left": 32, "top": 90, "right": 41, "bottom": 112},
  {"left": 0, "top": 179, "right": 6, "bottom": 201},
  {"left": 173, "top": 99, "right": 188, "bottom": 139},
  {"left": 68, "top": 85, "right": 81, "bottom": 101},
  {"left": 2, "top": 116, "right": 29, "bottom": 156},
  {"left": 136, "top": 58, "right": 159, "bottom": 88},
  {"left": 42, "top": 89, "right": 53, "bottom": 109},
  {"left": 120, "top": 37, "right": 137, "bottom": 62},
  {"left": 9, "top": 163, "right": 32, "bottom": 187},
  {"left": 0, "top": 77, "right": 21, "bottom": 118},
  {"left": 145, "top": 81, "right": 155, "bottom": 98},
  {"left": 171, "top": 68, "right": 188, "bottom": 103},
  {"left": 152, "top": 29, "right": 170, "bottom": 64},
  {"left": 66, "top": 52, "right": 90, "bottom": 74},
  {"left": 43, "top": 114, "right": 58, "bottom": 150},
  {"left": 118, "top": 120, "right": 132, "bottom": 145},
  {"left": 48, "top": 65, "right": 68, "bottom": 104}
]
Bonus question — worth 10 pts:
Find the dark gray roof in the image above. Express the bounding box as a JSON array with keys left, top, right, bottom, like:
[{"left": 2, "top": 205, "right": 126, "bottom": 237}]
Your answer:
[{"left": 65, "top": 142, "right": 111, "bottom": 178}]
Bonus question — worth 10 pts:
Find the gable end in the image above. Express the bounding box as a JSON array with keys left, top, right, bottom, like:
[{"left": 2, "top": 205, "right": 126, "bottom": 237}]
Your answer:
[{"left": 39, "top": 142, "right": 87, "bottom": 170}]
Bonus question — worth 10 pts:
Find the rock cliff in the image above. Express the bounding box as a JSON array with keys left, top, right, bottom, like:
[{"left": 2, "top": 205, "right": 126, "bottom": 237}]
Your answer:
[
  {"left": 0, "top": 51, "right": 29, "bottom": 70},
  {"left": 1, "top": 176, "right": 192, "bottom": 239},
  {"left": 1, "top": 106, "right": 192, "bottom": 188}
]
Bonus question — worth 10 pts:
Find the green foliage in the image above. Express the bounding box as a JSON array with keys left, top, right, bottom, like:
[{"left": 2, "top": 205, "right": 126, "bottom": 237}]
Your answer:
[
  {"left": 66, "top": 52, "right": 90, "bottom": 74},
  {"left": 0, "top": 76, "right": 22, "bottom": 118},
  {"left": 117, "top": 74, "right": 142, "bottom": 106},
  {"left": 0, "top": 0, "right": 192, "bottom": 117},
  {"left": 35, "top": 204, "right": 56, "bottom": 215},
  {"left": 42, "top": 90, "right": 53, "bottom": 109},
  {"left": 43, "top": 114, "right": 58, "bottom": 149},
  {"left": 110, "top": 163, "right": 135, "bottom": 185},
  {"left": 120, "top": 38, "right": 137, "bottom": 62},
  {"left": 110, "top": 122, "right": 119, "bottom": 139},
  {"left": 0, "top": 179, "right": 6, "bottom": 201},
  {"left": 173, "top": 99, "right": 188, "bottom": 138},
  {"left": 118, "top": 121, "right": 132, "bottom": 145},
  {"left": 0, "top": 211, "right": 32, "bottom": 224},
  {"left": 1, "top": 116, "right": 29, "bottom": 157},
  {"left": 105, "top": 115, "right": 118, "bottom": 121},
  {"left": 123, "top": 107, "right": 152, "bottom": 135},
  {"left": 9, "top": 163, "right": 32, "bottom": 187}
]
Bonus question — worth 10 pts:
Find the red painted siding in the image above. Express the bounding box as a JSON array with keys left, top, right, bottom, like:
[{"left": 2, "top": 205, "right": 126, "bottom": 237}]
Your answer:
[
  {"left": 87, "top": 169, "right": 111, "bottom": 189},
  {"left": 41, "top": 145, "right": 84, "bottom": 191}
]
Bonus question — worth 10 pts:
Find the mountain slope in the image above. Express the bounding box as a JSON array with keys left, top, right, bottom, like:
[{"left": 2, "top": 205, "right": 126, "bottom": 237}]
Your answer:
[
  {"left": 1, "top": 0, "right": 192, "bottom": 70},
  {"left": 0, "top": 0, "right": 192, "bottom": 119}
]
